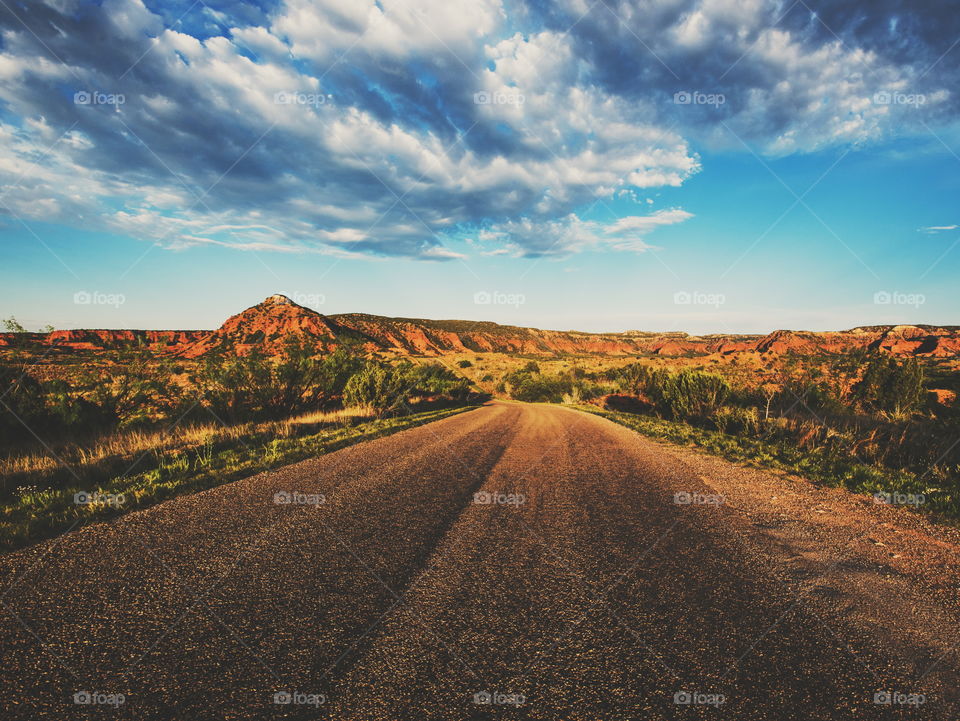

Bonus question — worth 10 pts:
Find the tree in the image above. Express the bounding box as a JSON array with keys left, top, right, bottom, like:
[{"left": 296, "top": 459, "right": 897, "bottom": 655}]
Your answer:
[
  {"left": 193, "top": 339, "right": 364, "bottom": 422},
  {"left": 855, "top": 355, "right": 924, "bottom": 418},
  {"left": 84, "top": 351, "right": 183, "bottom": 428},
  {"left": 2, "top": 316, "right": 27, "bottom": 333},
  {"left": 760, "top": 383, "right": 778, "bottom": 420}
]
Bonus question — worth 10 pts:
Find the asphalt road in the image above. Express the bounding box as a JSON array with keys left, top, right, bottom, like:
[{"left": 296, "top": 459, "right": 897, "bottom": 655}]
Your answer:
[{"left": 0, "top": 401, "right": 955, "bottom": 719}]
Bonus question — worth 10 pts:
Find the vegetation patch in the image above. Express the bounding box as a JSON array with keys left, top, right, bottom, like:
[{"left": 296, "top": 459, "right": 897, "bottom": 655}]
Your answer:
[
  {"left": 1, "top": 405, "right": 475, "bottom": 552},
  {"left": 573, "top": 405, "right": 956, "bottom": 521}
]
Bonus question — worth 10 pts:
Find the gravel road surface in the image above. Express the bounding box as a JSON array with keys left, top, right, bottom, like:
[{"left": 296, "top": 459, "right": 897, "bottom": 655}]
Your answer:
[{"left": 1, "top": 401, "right": 957, "bottom": 719}]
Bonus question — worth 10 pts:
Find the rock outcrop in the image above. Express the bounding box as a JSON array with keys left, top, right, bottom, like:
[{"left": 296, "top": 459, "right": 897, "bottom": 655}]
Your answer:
[{"left": 2, "top": 295, "right": 958, "bottom": 359}]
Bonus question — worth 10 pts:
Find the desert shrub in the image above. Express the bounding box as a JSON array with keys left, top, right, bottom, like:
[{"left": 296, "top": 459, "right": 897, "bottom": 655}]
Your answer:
[
  {"left": 398, "top": 361, "right": 470, "bottom": 398},
  {"left": 649, "top": 369, "right": 730, "bottom": 421},
  {"left": 44, "top": 379, "right": 111, "bottom": 430},
  {"left": 84, "top": 353, "right": 187, "bottom": 429},
  {"left": 641, "top": 368, "right": 673, "bottom": 406},
  {"left": 499, "top": 361, "right": 574, "bottom": 403},
  {"left": 713, "top": 406, "right": 760, "bottom": 435},
  {"left": 343, "top": 363, "right": 409, "bottom": 416},
  {"left": 854, "top": 355, "right": 924, "bottom": 418},
  {"left": 510, "top": 374, "right": 571, "bottom": 403},
  {"left": 194, "top": 341, "right": 364, "bottom": 422},
  {"left": 775, "top": 377, "right": 846, "bottom": 419},
  {"left": 457, "top": 360, "right": 472, "bottom": 368},
  {"left": 614, "top": 362, "right": 655, "bottom": 396},
  {"left": 562, "top": 380, "right": 607, "bottom": 404},
  {"left": 341, "top": 360, "right": 468, "bottom": 416},
  {"left": 192, "top": 351, "right": 274, "bottom": 423},
  {"left": 0, "top": 362, "right": 52, "bottom": 445}
]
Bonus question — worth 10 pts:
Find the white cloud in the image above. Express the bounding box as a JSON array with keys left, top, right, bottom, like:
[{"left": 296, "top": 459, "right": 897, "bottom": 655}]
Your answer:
[
  {"left": 480, "top": 207, "right": 693, "bottom": 257},
  {"left": 0, "top": 0, "right": 952, "bottom": 261},
  {"left": 606, "top": 209, "right": 694, "bottom": 234}
]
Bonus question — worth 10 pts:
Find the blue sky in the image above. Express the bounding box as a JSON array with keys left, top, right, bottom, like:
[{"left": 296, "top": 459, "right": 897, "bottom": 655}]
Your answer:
[{"left": 0, "top": 0, "right": 958, "bottom": 334}]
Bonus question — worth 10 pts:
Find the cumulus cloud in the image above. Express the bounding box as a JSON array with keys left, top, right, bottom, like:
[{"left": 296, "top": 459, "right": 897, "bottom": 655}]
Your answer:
[
  {"left": 531, "top": 0, "right": 955, "bottom": 154},
  {"left": 0, "top": 0, "right": 953, "bottom": 260}
]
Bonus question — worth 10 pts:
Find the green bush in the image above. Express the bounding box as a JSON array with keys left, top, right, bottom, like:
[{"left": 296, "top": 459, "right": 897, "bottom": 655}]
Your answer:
[
  {"left": 342, "top": 363, "right": 408, "bottom": 417},
  {"left": 194, "top": 341, "right": 364, "bottom": 422},
  {"left": 649, "top": 368, "right": 730, "bottom": 421},
  {"left": 713, "top": 405, "right": 760, "bottom": 435},
  {"left": 0, "top": 362, "right": 52, "bottom": 443},
  {"left": 613, "top": 362, "right": 655, "bottom": 395},
  {"left": 398, "top": 361, "right": 470, "bottom": 398},
  {"left": 342, "top": 360, "right": 469, "bottom": 416},
  {"left": 855, "top": 355, "right": 924, "bottom": 418},
  {"left": 511, "top": 374, "right": 571, "bottom": 403}
]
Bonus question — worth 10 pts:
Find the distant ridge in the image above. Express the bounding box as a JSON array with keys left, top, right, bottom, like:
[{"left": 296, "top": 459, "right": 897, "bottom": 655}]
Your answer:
[{"left": 2, "top": 295, "right": 959, "bottom": 358}]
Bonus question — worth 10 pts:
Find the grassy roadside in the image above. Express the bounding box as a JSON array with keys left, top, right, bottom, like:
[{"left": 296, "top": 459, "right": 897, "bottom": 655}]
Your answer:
[
  {"left": 2, "top": 405, "right": 477, "bottom": 552},
  {"left": 571, "top": 404, "right": 957, "bottom": 521}
]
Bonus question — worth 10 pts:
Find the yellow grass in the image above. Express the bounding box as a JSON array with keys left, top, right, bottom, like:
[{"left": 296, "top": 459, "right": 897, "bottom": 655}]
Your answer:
[{"left": 1, "top": 407, "right": 372, "bottom": 478}]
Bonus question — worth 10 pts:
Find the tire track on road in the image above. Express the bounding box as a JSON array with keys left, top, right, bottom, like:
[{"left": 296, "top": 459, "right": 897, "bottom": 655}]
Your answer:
[
  {"left": 325, "top": 405, "right": 944, "bottom": 720},
  {"left": 1, "top": 402, "right": 955, "bottom": 720},
  {"left": 0, "top": 404, "right": 520, "bottom": 720}
]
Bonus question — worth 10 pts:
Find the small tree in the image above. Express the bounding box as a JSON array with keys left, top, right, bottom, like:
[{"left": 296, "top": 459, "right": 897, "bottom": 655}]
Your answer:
[
  {"left": 854, "top": 355, "right": 924, "bottom": 419},
  {"left": 2, "top": 316, "right": 27, "bottom": 333},
  {"left": 343, "top": 362, "right": 408, "bottom": 417},
  {"left": 760, "top": 383, "right": 778, "bottom": 420}
]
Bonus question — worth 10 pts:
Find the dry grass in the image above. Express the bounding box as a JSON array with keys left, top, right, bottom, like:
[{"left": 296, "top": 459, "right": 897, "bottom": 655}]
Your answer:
[
  {"left": 1, "top": 405, "right": 474, "bottom": 551},
  {"left": 0, "top": 407, "right": 373, "bottom": 478}
]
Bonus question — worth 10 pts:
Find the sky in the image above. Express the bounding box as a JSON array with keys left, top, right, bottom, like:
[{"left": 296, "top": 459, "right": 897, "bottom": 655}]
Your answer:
[{"left": 0, "top": 0, "right": 958, "bottom": 334}]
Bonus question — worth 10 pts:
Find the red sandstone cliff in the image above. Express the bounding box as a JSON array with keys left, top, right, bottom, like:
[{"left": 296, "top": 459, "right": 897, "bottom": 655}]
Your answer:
[{"left": 2, "top": 295, "right": 958, "bottom": 359}]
